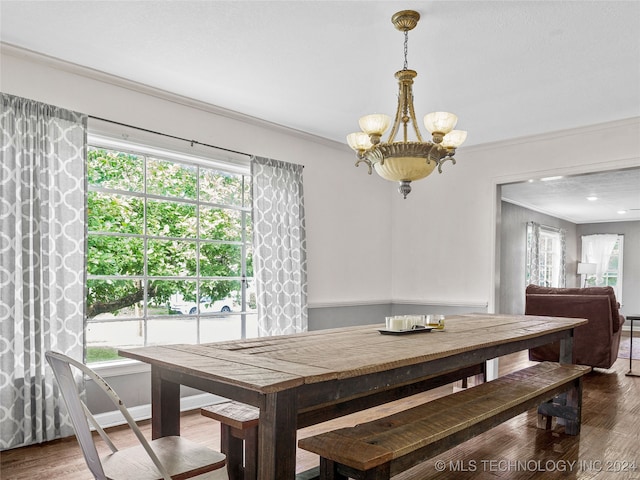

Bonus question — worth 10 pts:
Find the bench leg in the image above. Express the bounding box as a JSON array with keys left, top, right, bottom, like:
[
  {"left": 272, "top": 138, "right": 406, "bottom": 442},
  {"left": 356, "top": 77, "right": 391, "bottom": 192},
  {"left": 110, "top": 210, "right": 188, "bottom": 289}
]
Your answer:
[
  {"left": 221, "top": 425, "right": 245, "bottom": 480},
  {"left": 536, "top": 378, "right": 583, "bottom": 436},
  {"left": 319, "top": 459, "right": 391, "bottom": 480},
  {"left": 218, "top": 422, "right": 259, "bottom": 480},
  {"left": 537, "top": 399, "right": 554, "bottom": 430},
  {"left": 243, "top": 425, "right": 258, "bottom": 480},
  {"left": 363, "top": 465, "right": 391, "bottom": 480},
  {"left": 319, "top": 458, "right": 348, "bottom": 480}
]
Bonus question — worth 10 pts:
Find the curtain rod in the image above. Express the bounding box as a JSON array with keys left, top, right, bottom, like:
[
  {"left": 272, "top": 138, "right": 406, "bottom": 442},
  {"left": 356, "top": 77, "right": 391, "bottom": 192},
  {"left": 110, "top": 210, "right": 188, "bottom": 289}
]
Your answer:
[{"left": 88, "top": 115, "right": 252, "bottom": 158}]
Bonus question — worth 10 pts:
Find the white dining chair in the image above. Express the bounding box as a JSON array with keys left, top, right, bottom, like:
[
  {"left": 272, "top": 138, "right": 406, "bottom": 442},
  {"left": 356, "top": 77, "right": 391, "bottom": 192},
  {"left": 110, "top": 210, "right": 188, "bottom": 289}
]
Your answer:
[{"left": 45, "top": 351, "right": 228, "bottom": 480}]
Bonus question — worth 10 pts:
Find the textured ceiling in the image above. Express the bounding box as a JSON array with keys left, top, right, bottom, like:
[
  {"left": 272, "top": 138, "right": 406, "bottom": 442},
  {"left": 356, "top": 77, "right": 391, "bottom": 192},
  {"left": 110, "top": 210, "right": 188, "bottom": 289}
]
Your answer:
[
  {"left": 1, "top": 1, "right": 639, "bottom": 223},
  {"left": 501, "top": 168, "right": 640, "bottom": 224}
]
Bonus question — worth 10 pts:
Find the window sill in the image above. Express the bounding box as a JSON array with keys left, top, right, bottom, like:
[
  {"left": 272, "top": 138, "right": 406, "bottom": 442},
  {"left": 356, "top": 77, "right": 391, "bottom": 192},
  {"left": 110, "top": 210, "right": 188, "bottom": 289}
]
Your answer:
[{"left": 90, "top": 359, "right": 150, "bottom": 378}]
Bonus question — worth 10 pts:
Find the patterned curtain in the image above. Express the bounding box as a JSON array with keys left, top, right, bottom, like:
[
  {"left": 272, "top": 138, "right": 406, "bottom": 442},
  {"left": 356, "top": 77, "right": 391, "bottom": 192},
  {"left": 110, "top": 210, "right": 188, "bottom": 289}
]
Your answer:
[
  {"left": 525, "top": 221, "right": 541, "bottom": 286},
  {"left": 251, "top": 157, "right": 307, "bottom": 336},
  {"left": 0, "top": 93, "right": 87, "bottom": 449},
  {"left": 558, "top": 228, "right": 567, "bottom": 288},
  {"left": 526, "top": 221, "right": 566, "bottom": 288}
]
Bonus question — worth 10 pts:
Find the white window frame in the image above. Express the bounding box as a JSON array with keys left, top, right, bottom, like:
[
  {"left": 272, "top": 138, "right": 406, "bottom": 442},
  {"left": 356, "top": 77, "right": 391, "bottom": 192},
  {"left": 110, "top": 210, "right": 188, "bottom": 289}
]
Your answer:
[
  {"left": 85, "top": 135, "right": 254, "bottom": 366},
  {"left": 538, "top": 228, "right": 563, "bottom": 288},
  {"left": 526, "top": 223, "right": 565, "bottom": 288},
  {"left": 582, "top": 234, "right": 624, "bottom": 302}
]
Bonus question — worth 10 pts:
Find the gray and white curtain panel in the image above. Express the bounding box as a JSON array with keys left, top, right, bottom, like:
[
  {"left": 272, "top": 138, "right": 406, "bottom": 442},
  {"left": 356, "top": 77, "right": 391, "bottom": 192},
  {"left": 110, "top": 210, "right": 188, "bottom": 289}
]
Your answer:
[
  {"left": 526, "top": 221, "right": 566, "bottom": 288},
  {"left": 0, "top": 93, "right": 87, "bottom": 449},
  {"left": 251, "top": 156, "right": 307, "bottom": 336}
]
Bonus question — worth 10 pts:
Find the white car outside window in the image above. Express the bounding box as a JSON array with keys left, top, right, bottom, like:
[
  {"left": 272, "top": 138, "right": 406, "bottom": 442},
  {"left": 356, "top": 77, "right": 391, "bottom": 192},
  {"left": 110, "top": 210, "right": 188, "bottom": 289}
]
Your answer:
[{"left": 170, "top": 297, "right": 235, "bottom": 315}]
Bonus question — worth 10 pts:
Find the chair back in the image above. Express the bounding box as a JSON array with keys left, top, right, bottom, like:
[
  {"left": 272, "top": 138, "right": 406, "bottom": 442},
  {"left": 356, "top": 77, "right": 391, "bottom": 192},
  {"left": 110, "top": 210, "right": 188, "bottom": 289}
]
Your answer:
[
  {"left": 46, "top": 351, "right": 107, "bottom": 479},
  {"left": 45, "top": 351, "right": 173, "bottom": 480}
]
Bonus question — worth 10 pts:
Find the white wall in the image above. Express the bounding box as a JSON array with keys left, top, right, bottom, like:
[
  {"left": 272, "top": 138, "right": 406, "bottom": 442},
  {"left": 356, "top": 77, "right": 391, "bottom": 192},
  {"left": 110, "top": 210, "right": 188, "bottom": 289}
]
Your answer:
[
  {"left": 3, "top": 45, "right": 639, "bottom": 315},
  {"left": 1, "top": 46, "right": 393, "bottom": 310},
  {"left": 391, "top": 119, "right": 640, "bottom": 312}
]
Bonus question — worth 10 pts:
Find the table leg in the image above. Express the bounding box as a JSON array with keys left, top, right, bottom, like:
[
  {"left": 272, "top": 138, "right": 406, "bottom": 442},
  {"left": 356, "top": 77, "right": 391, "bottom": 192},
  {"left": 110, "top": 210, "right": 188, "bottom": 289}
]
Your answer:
[
  {"left": 627, "top": 319, "right": 640, "bottom": 377},
  {"left": 257, "top": 389, "right": 297, "bottom": 480},
  {"left": 151, "top": 366, "right": 180, "bottom": 439},
  {"left": 564, "top": 377, "right": 583, "bottom": 435},
  {"left": 559, "top": 329, "right": 574, "bottom": 364}
]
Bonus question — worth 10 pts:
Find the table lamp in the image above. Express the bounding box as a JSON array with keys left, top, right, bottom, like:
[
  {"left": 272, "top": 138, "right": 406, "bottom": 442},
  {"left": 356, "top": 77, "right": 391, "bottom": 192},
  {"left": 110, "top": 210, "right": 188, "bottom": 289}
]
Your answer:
[{"left": 577, "top": 262, "right": 597, "bottom": 287}]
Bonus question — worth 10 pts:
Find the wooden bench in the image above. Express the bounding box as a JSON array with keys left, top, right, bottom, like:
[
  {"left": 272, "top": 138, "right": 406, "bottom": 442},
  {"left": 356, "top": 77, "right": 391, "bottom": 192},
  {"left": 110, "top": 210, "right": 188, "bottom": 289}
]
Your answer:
[
  {"left": 298, "top": 362, "right": 591, "bottom": 480},
  {"left": 201, "top": 401, "right": 259, "bottom": 480},
  {"left": 201, "top": 364, "right": 485, "bottom": 480}
]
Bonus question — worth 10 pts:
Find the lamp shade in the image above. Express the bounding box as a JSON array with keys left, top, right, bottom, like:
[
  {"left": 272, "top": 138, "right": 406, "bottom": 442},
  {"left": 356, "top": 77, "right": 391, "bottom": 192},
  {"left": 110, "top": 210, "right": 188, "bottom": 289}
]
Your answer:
[
  {"left": 359, "top": 114, "right": 391, "bottom": 136},
  {"left": 441, "top": 130, "right": 468, "bottom": 149},
  {"left": 577, "top": 262, "right": 597, "bottom": 275},
  {"left": 347, "top": 132, "right": 373, "bottom": 151},
  {"left": 424, "top": 111, "right": 457, "bottom": 134}
]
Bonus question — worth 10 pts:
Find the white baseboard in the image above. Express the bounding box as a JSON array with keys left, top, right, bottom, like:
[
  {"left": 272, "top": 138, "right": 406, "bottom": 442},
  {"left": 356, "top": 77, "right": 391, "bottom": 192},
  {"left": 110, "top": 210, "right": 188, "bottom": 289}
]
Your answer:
[{"left": 92, "top": 392, "right": 226, "bottom": 429}]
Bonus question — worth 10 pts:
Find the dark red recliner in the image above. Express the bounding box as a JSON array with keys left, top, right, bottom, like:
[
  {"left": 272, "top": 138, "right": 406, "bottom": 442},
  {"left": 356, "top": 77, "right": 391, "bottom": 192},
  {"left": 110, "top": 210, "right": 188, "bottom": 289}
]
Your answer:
[{"left": 525, "top": 284, "right": 625, "bottom": 369}]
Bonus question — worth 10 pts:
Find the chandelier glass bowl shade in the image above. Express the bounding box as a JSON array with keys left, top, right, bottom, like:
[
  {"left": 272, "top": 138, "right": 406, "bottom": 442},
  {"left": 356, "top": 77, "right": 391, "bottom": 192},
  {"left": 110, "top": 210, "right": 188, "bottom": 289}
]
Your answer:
[{"left": 347, "top": 10, "right": 467, "bottom": 199}]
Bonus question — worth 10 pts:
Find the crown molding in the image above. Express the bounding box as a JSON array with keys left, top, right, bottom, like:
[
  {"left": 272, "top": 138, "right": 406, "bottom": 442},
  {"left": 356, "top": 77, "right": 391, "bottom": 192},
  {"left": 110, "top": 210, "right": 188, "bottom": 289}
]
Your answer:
[
  {"left": 1, "top": 42, "right": 347, "bottom": 152},
  {"left": 462, "top": 117, "right": 640, "bottom": 154}
]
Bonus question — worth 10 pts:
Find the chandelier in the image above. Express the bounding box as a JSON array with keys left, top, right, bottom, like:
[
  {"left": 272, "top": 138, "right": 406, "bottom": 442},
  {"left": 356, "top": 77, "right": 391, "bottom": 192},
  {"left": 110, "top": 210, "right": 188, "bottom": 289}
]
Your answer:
[{"left": 347, "top": 10, "right": 467, "bottom": 199}]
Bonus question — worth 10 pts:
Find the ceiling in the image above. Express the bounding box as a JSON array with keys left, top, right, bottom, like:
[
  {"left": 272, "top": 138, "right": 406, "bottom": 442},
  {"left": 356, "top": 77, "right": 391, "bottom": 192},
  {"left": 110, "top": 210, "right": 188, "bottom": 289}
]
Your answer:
[
  {"left": 501, "top": 168, "right": 640, "bottom": 224},
  {"left": 1, "top": 1, "right": 639, "bottom": 222}
]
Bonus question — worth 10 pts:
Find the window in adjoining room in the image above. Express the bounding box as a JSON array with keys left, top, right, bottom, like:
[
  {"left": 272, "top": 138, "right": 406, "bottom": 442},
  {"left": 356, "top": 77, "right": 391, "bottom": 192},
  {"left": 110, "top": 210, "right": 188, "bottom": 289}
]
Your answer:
[
  {"left": 581, "top": 234, "right": 624, "bottom": 302},
  {"left": 86, "top": 144, "right": 255, "bottom": 364},
  {"left": 526, "top": 222, "right": 566, "bottom": 288}
]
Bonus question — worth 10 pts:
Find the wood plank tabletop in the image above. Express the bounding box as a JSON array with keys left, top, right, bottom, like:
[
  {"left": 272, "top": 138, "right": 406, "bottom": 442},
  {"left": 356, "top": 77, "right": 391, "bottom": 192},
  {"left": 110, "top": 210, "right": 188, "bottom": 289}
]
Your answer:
[{"left": 119, "top": 314, "right": 587, "bottom": 394}]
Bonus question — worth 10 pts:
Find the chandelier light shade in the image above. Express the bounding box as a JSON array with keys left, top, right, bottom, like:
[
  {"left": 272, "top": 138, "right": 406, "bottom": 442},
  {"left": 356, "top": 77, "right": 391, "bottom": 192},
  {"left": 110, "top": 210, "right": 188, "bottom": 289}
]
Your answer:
[{"left": 347, "top": 10, "right": 467, "bottom": 198}]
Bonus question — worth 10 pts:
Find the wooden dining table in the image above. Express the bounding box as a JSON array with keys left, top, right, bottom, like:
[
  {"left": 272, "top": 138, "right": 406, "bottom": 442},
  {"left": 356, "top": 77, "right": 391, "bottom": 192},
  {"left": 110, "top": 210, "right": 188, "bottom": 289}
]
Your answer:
[{"left": 119, "top": 313, "right": 587, "bottom": 480}]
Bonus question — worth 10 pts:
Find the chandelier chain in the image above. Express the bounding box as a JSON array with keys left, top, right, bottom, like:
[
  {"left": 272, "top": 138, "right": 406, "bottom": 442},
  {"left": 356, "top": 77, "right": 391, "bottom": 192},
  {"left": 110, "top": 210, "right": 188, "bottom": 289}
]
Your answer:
[{"left": 403, "top": 30, "right": 409, "bottom": 70}]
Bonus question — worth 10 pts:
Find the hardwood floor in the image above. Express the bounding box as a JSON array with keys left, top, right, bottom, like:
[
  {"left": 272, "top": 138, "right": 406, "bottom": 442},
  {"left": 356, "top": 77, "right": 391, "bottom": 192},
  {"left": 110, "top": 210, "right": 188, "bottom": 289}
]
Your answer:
[{"left": 2, "top": 349, "right": 639, "bottom": 480}]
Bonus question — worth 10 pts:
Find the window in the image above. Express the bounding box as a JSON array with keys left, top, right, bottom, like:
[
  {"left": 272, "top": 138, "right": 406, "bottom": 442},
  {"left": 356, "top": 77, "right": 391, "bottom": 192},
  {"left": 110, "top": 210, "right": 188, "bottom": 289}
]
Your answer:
[
  {"left": 526, "top": 222, "right": 566, "bottom": 288},
  {"left": 86, "top": 143, "right": 254, "bottom": 363},
  {"left": 537, "top": 229, "right": 562, "bottom": 287},
  {"left": 582, "top": 234, "right": 624, "bottom": 301}
]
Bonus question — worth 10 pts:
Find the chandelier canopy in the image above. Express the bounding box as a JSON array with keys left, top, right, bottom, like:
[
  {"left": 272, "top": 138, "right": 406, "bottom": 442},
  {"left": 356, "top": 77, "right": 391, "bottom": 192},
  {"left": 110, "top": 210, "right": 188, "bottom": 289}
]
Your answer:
[{"left": 347, "top": 10, "right": 467, "bottom": 199}]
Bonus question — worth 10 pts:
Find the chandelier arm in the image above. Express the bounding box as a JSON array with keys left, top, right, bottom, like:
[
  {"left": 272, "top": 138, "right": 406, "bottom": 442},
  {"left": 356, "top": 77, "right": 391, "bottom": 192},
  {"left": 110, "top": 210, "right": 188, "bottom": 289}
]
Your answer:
[
  {"left": 427, "top": 144, "right": 441, "bottom": 165},
  {"left": 355, "top": 157, "right": 373, "bottom": 175},
  {"left": 386, "top": 90, "right": 404, "bottom": 144},
  {"left": 407, "top": 89, "right": 423, "bottom": 142},
  {"left": 437, "top": 156, "right": 457, "bottom": 174}
]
